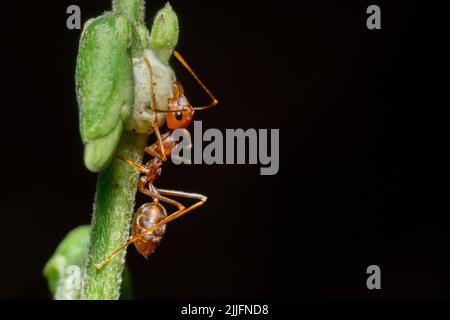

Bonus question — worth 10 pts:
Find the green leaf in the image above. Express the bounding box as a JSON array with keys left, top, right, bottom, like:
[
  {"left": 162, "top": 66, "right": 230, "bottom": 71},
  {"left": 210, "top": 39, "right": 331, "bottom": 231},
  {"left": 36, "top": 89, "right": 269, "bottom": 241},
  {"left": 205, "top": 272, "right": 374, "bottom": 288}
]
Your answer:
[
  {"left": 149, "top": 3, "right": 179, "bottom": 63},
  {"left": 43, "top": 225, "right": 134, "bottom": 300},
  {"left": 43, "top": 226, "right": 90, "bottom": 299},
  {"left": 76, "top": 13, "right": 134, "bottom": 172},
  {"left": 113, "top": 0, "right": 145, "bottom": 23},
  {"left": 83, "top": 120, "right": 123, "bottom": 172}
]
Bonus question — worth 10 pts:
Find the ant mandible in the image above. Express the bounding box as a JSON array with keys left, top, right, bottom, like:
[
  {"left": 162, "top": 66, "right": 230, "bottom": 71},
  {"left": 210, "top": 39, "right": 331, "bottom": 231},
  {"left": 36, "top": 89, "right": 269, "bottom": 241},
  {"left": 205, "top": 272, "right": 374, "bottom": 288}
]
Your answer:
[{"left": 95, "top": 51, "right": 218, "bottom": 269}]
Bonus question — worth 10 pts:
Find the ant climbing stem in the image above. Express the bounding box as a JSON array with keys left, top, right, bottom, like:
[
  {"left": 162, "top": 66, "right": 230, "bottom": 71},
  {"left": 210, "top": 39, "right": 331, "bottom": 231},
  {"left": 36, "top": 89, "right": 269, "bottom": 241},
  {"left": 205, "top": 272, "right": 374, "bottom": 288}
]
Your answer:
[{"left": 95, "top": 51, "right": 218, "bottom": 270}]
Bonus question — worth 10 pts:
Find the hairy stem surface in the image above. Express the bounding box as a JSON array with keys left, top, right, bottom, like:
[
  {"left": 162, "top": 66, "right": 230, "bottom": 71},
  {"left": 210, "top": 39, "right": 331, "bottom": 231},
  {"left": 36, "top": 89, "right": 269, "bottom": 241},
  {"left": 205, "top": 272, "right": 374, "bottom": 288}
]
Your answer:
[{"left": 81, "top": 132, "right": 148, "bottom": 299}]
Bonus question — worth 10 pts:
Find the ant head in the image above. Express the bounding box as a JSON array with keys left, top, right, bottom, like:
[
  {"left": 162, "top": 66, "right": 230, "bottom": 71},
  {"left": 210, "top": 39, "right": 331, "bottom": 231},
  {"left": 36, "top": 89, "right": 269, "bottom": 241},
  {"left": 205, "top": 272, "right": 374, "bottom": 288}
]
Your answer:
[{"left": 166, "top": 82, "right": 194, "bottom": 130}]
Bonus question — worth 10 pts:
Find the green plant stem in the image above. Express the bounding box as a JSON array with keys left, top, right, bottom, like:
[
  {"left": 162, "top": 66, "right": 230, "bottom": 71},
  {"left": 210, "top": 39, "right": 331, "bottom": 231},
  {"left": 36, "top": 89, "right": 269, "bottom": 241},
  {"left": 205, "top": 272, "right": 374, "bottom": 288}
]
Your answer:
[
  {"left": 81, "top": 131, "right": 148, "bottom": 299},
  {"left": 79, "top": 0, "right": 148, "bottom": 301},
  {"left": 77, "top": 0, "right": 178, "bottom": 300},
  {"left": 113, "top": 0, "right": 145, "bottom": 23}
]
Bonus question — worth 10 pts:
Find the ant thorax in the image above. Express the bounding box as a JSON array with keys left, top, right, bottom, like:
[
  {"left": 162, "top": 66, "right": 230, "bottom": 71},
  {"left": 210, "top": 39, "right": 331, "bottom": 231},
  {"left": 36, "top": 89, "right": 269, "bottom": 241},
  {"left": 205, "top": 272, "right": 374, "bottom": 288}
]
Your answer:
[
  {"left": 144, "top": 158, "right": 163, "bottom": 183},
  {"left": 126, "top": 49, "right": 176, "bottom": 134}
]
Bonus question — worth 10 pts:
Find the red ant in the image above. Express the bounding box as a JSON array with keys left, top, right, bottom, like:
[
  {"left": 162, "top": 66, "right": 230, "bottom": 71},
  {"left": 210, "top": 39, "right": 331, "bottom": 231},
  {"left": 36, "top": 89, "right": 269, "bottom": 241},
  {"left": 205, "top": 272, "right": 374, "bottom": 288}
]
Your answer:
[{"left": 96, "top": 51, "right": 218, "bottom": 269}]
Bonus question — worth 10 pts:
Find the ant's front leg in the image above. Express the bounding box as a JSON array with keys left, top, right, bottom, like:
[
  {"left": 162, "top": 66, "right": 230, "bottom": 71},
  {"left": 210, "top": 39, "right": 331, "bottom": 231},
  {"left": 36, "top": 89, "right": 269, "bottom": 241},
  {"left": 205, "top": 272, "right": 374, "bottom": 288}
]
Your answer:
[{"left": 143, "top": 56, "right": 167, "bottom": 161}]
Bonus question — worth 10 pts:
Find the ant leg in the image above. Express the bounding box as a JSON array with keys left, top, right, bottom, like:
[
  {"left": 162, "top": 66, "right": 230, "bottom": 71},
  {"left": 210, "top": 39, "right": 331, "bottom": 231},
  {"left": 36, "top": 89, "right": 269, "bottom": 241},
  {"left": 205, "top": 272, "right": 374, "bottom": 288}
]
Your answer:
[
  {"left": 131, "top": 190, "right": 207, "bottom": 241},
  {"left": 144, "top": 144, "right": 163, "bottom": 160},
  {"left": 143, "top": 56, "right": 167, "bottom": 161},
  {"left": 143, "top": 133, "right": 171, "bottom": 161},
  {"left": 95, "top": 190, "right": 207, "bottom": 269},
  {"left": 150, "top": 190, "right": 207, "bottom": 226},
  {"left": 117, "top": 155, "right": 148, "bottom": 173},
  {"left": 138, "top": 179, "right": 185, "bottom": 210},
  {"left": 117, "top": 155, "right": 185, "bottom": 209},
  {"left": 173, "top": 51, "right": 219, "bottom": 110},
  {"left": 158, "top": 189, "right": 207, "bottom": 201}
]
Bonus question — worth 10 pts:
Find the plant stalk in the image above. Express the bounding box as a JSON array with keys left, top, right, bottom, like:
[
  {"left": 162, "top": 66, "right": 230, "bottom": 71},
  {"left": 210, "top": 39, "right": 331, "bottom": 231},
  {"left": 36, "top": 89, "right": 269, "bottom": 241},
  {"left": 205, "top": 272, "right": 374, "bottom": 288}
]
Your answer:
[
  {"left": 78, "top": 0, "right": 178, "bottom": 300},
  {"left": 79, "top": 0, "right": 148, "bottom": 301},
  {"left": 81, "top": 131, "right": 148, "bottom": 299}
]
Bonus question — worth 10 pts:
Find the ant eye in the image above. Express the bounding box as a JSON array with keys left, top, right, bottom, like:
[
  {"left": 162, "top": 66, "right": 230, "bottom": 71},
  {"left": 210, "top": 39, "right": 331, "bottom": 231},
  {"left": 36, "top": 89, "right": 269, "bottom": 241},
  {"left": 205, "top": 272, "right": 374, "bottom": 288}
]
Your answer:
[{"left": 166, "top": 106, "right": 193, "bottom": 129}]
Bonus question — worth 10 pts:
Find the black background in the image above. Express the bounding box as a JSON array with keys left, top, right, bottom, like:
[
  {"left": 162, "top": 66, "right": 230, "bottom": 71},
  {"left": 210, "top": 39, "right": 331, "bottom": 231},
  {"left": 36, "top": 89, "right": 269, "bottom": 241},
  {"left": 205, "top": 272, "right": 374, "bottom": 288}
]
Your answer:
[{"left": 0, "top": 0, "right": 448, "bottom": 299}]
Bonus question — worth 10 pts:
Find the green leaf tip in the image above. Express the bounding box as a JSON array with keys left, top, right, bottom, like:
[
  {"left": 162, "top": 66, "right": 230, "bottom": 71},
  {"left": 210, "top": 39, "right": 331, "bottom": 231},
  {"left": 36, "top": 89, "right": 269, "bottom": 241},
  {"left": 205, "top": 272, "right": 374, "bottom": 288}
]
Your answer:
[
  {"left": 43, "top": 225, "right": 134, "bottom": 300},
  {"left": 43, "top": 225, "right": 90, "bottom": 299},
  {"left": 83, "top": 121, "right": 123, "bottom": 172},
  {"left": 76, "top": 13, "right": 134, "bottom": 172},
  {"left": 149, "top": 2, "right": 179, "bottom": 63}
]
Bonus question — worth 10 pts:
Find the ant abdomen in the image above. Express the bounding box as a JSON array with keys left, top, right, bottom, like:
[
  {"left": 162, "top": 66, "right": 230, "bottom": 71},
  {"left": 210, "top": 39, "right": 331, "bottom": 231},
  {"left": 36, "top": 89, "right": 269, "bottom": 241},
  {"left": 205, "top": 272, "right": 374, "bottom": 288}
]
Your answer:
[{"left": 132, "top": 202, "right": 167, "bottom": 258}]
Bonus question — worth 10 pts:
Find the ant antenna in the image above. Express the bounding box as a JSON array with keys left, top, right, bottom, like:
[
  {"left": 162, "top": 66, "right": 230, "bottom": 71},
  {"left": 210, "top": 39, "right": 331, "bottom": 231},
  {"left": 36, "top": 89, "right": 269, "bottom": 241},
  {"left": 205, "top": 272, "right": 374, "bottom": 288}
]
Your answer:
[{"left": 173, "top": 51, "right": 219, "bottom": 110}]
